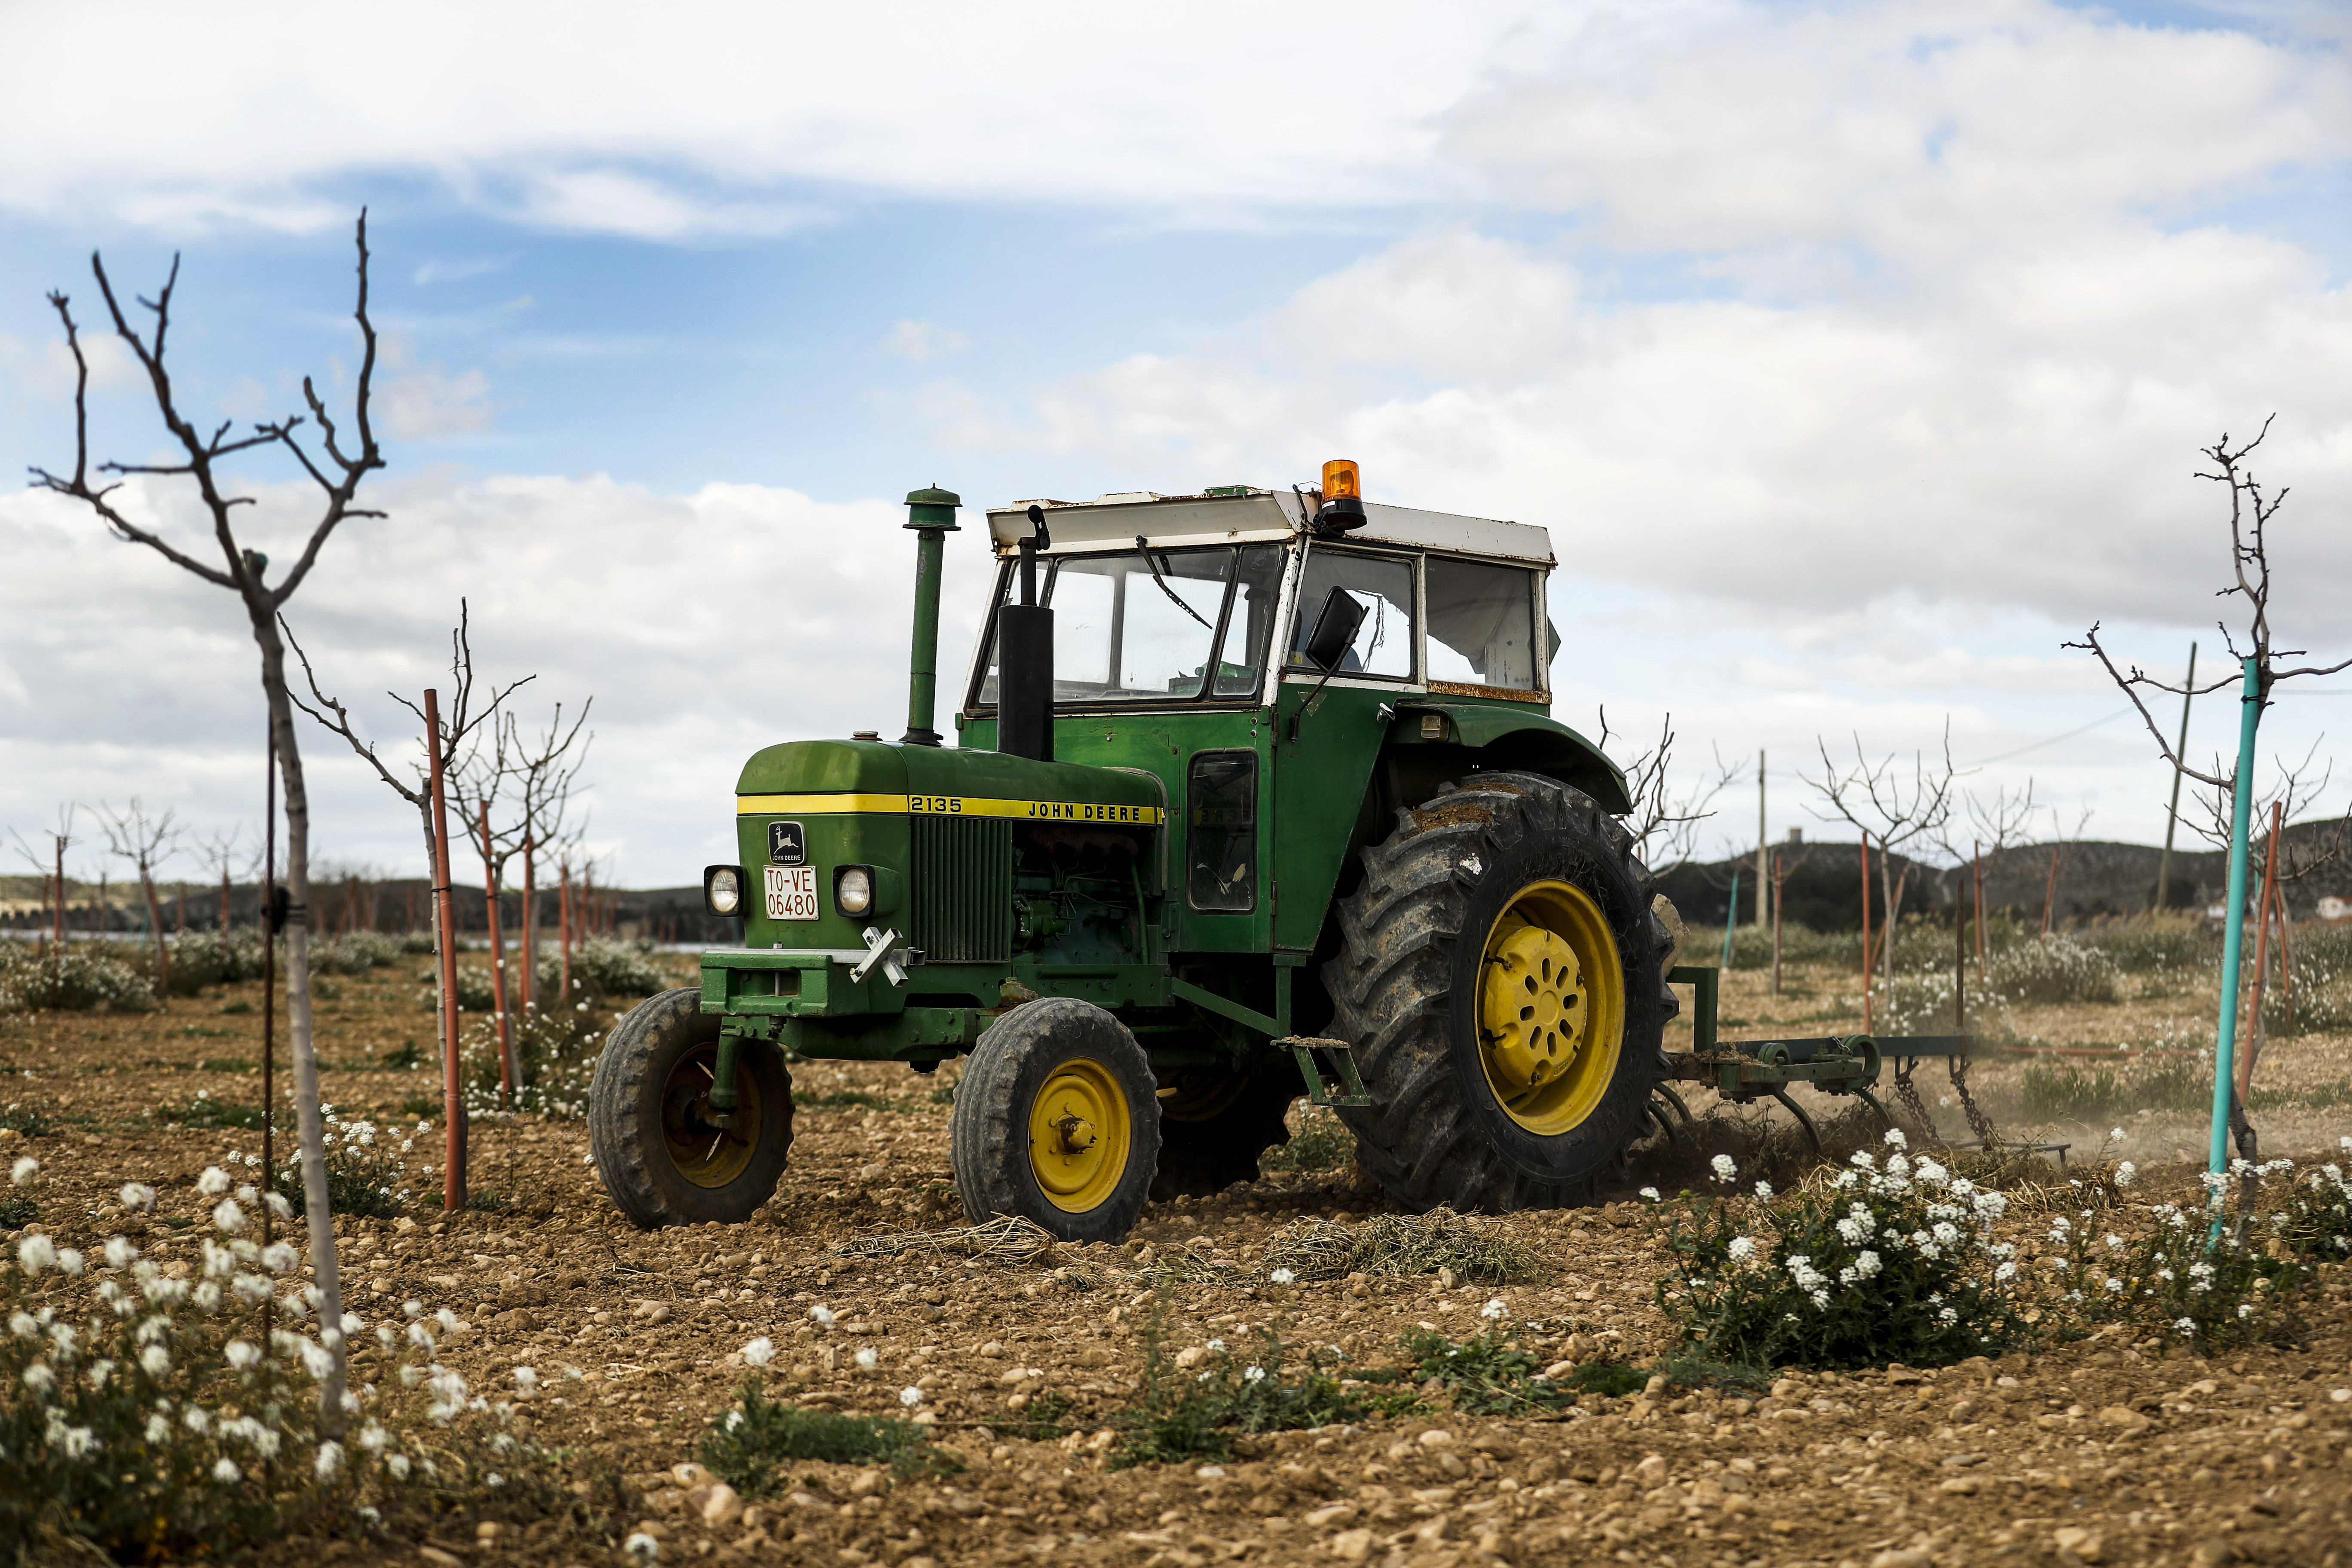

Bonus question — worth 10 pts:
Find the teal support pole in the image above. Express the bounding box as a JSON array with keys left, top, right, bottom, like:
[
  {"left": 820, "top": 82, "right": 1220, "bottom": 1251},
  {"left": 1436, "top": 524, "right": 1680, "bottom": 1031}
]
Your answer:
[
  {"left": 2207, "top": 655, "right": 2264, "bottom": 1188},
  {"left": 1721, "top": 868, "right": 1741, "bottom": 968},
  {"left": 900, "top": 487, "right": 961, "bottom": 747}
]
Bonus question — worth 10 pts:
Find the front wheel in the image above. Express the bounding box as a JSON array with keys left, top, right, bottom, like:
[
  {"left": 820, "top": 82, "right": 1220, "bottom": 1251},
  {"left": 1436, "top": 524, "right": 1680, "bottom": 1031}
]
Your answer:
[
  {"left": 589, "top": 987, "right": 795, "bottom": 1227},
  {"left": 951, "top": 997, "right": 1160, "bottom": 1243}
]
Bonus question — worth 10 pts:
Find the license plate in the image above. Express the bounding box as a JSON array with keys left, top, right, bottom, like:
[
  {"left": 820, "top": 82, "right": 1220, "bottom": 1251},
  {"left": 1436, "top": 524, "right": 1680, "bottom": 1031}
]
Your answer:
[{"left": 763, "top": 865, "right": 819, "bottom": 921}]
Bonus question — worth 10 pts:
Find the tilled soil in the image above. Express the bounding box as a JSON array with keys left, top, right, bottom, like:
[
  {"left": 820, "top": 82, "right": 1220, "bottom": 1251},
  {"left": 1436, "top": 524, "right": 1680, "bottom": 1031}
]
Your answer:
[{"left": 5, "top": 959, "right": 2352, "bottom": 1567}]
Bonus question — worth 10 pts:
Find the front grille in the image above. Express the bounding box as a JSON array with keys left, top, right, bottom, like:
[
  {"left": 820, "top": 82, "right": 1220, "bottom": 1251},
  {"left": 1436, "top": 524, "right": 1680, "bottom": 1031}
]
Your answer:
[{"left": 910, "top": 815, "right": 1013, "bottom": 964}]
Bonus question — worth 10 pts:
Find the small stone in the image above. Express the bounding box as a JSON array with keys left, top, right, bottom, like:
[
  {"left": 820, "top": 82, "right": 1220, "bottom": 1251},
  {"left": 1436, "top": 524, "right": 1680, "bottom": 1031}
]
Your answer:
[
  {"left": 2191, "top": 1540, "right": 2238, "bottom": 1567},
  {"left": 1329, "top": 1528, "right": 1376, "bottom": 1562},
  {"left": 1633, "top": 1455, "right": 1668, "bottom": 1487},
  {"left": 1936, "top": 1476, "right": 1980, "bottom": 1495},
  {"left": 1869, "top": 1553, "right": 1932, "bottom": 1568},
  {"left": 2096, "top": 1406, "right": 2149, "bottom": 1429},
  {"left": 2053, "top": 1525, "right": 2106, "bottom": 1563},
  {"left": 1417, "top": 1429, "right": 1455, "bottom": 1448},
  {"left": 1543, "top": 1360, "right": 1577, "bottom": 1380},
  {"left": 475, "top": 1521, "right": 504, "bottom": 1541},
  {"left": 671, "top": 1462, "right": 708, "bottom": 1487},
  {"left": 417, "top": 1550, "right": 462, "bottom": 1568},
  {"left": 700, "top": 1482, "right": 744, "bottom": 1528}
]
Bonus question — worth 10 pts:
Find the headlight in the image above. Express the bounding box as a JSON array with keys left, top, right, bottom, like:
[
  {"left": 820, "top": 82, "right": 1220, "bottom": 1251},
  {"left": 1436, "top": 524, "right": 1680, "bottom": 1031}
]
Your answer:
[
  {"left": 704, "top": 865, "right": 743, "bottom": 917},
  {"left": 836, "top": 865, "right": 874, "bottom": 916}
]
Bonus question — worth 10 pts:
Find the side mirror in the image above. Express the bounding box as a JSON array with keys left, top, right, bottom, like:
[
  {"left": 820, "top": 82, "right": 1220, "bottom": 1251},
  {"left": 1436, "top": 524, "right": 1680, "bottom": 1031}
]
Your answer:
[{"left": 1302, "top": 585, "right": 1367, "bottom": 672}]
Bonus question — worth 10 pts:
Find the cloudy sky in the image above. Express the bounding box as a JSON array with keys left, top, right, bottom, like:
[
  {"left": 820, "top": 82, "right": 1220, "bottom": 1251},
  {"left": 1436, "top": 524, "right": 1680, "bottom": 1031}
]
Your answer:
[{"left": 2, "top": 0, "right": 2347, "bottom": 891}]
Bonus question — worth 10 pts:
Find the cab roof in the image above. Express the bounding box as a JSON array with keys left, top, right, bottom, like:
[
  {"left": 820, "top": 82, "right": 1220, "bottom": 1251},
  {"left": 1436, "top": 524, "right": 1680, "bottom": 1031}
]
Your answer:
[{"left": 984, "top": 488, "right": 1555, "bottom": 568}]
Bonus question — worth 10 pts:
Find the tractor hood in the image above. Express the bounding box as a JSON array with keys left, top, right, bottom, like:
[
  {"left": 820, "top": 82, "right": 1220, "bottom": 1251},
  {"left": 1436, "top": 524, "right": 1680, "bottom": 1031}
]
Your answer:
[{"left": 736, "top": 739, "right": 1165, "bottom": 827}]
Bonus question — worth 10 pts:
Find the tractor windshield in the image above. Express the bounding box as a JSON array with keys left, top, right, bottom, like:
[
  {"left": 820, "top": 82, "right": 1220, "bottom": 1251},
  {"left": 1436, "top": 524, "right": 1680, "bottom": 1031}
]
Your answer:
[{"left": 977, "top": 543, "right": 1285, "bottom": 707}]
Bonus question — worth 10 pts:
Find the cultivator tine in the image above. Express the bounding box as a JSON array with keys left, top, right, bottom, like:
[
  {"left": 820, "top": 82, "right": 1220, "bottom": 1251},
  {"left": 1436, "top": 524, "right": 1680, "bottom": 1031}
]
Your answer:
[
  {"left": 1767, "top": 1084, "right": 1822, "bottom": 1152},
  {"left": 1646, "top": 1098, "right": 1680, "bottom": 1142},
  {"left": 1654, "top": 1082, "right": 1694, "bottom": 1125},
  {"left": 1852, "top": 1084, "right": 1896, "bottom": 1133}
]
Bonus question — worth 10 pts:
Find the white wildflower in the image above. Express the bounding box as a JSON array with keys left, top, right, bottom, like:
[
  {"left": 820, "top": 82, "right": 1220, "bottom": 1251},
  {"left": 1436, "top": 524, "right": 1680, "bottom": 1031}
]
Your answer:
[
  {"left": 387, "top": 1453, "right": 412, "bottom": 1480},
  {"left": 226, "top": 1340, "right": 261, "bottom": 1372},
  {"left": 196, "top": 1167, "right": 231, "bottom": 1197},
  {"left": 900, "top": 1386, "right": 922, "bottom": 1406},
  {"left": 140, "top": 1344, "right": 170, "bottom": 1378},
  {"left": 18, "top": 1234, "right": 57, "bottom": 1275},
  {"left": 1710, "top": 1154, "right": 1737, "bottom": 1182},
  {"left": 2116, "top": 1162, "right": 2137, "bottom": 1188},
  {"left": 1638, "top": 1186, "right": 1660, "bottom": 1202},
  {"left": 1882, "top": 1127, "right": 1907, "bottom": 1149},
  {"left": 625, "top": 1530, "right": 660, "bottom": 1562},
  {"left": 810, "top": 1304, "right": 837, "bottom": 1326},
  {"left": 212, "top": 1199, "right": 245, "bottom": 1233},
  {"left": 2174, "top": 1317, "right": 2196, "bottom": 1335},
  {"left": 316, "top": 1441, "right": 344, "bottom": 1479},
  {"left": 23, "top": 1360, "right": 54, "bottom": 1395},
  {"left": 10, "top": 1156, "right": 37, "bottom": 1186},
  {"left": 1269, "top": 1268, "right": 1296, "bottom": 1285},
  {"left": 213, "top": 1458, "right": 241, "bottom": 1483},
  {"left": 1727, "top": 1236, "right": 1755, "bottom": 1262},
  {"left": 514, "top": 1366, "right": 539, "bottom": 1392},
  {"left": 118, "top": 1182, "right": 155, "bottom": 1213},
  {"left": 1481, "top": 1298, "right": 1507, "bottom": 1321},
  {"left": 1753, "top": 1180, "right": 1774, "bottom": 1198},
  {"left": 854, "top": 1348, "right": 879, "bottom": 1371},
  {"left": 742, "top": 1337, "right": 775, "bottom": 1367}
]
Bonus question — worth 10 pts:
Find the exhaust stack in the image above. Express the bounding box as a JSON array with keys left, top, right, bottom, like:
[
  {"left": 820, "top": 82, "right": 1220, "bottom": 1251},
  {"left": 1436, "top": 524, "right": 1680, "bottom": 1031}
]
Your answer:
[
  {"left": 995, "top": 505, "right": 1055, "bottom": 763},
  {"left": 900, "top": 486, "right": 961, "bottom": 747}
]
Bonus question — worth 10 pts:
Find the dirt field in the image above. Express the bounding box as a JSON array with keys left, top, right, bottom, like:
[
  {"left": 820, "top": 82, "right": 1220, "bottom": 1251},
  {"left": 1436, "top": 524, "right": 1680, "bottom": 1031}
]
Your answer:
[{"left": 5, "top": 952, "right": 2351, "bottom": 1568}]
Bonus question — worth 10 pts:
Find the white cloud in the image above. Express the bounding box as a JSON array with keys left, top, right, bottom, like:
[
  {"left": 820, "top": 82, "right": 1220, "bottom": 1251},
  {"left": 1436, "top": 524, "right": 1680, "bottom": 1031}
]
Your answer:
[
  {"left": 0, "top": 473, "right": 1000, "bottom": 883},
  {"left": 881, "top": 319, "right": 969, "bottom": 361},
  {"left": 0, "top": 0, "right": 1575, "bottom": 235}
]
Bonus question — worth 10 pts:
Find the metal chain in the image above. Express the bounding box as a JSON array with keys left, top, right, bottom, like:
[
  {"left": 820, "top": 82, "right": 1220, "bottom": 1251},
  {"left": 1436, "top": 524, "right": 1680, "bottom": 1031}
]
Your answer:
[
  {"left": 1950, "top": 1054, "right": 1999, "bottom": 1145},
  {"left": 1893, "top": 1056, "right": 1939, "bottom": 1142}
]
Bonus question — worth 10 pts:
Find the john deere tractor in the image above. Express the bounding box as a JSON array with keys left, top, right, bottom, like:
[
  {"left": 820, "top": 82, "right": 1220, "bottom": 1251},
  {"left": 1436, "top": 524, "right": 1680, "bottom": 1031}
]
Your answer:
[{"left": 588, "top": 463, "right": 1677, "bottom": 1240}]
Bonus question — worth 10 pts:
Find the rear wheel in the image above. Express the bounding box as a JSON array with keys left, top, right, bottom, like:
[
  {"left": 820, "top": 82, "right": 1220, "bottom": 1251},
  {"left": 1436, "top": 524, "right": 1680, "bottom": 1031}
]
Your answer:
[
  {"left": 951, "top": 997, "right": 1160, "bottom": 1242},
  {"left": 589, "top": 987, "right": 795, "bottom": 1227},
  {"left": 1149, "top": 1069, "right": 1298, "bottom": 1199},
  {"left": 1324, "top": 773, "right": 1674, "bottom": 1210}
]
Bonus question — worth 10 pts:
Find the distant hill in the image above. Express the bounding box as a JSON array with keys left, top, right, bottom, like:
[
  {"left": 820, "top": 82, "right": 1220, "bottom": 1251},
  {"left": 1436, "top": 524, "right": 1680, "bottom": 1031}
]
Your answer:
[{"left": 1656, "top": 818, "right": 2349, "bottom": 931}]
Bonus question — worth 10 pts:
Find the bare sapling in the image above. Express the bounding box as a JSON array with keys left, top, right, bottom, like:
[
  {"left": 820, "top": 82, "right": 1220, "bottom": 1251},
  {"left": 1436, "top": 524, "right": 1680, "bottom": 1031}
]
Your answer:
[
  {"left": 2069, "top": 415, "right": 2349, "bottom": 1190},
  {"left": 285, "top": 602, "right": 527, "bottom": 1139},
  {"left": 98, "top": 796, "right": 181, "bottom": 987},
  {"left": 32, "top": 213, "right": 389, "bottom": 1428},
  {"left": 1806, "top": 726, "right": 1959, "bottom": 1009}
]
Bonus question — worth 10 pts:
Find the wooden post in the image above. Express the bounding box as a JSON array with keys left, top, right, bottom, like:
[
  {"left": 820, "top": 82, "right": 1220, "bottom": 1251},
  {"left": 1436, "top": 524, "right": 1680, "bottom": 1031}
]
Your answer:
[
  {"left": 1770, "top": 852, "right": 1785, "bottom": 997},
  {"left": 1755, "top": 749, "right": 1767, "bottom": 929},
  {"left": 2240, "top": 800, "right": 2285, "bottom": 1099},
  {"left": 1859, "top": 831, "right": 1874, "bottom": 1033},
  {"left": 521, "top": 834, "right": 538, "bottom": 1018},
  {"left": 1955, "top": 871, "right": 1966, "bottom": 1030},
  {"left": 481, "top": 800, "right": 515, "bottom": 1110},
  {"left": 559, "top": 858, "right": 574, "bottom": 1004},
  {"left": 425, "top": 689, "right": 466, "bottom": 1210},
  {"left": 2156, "top": 640, "right": 2197, "bottom": 913},
  {"left": 1972, "top": 839, "right": 1987, "bottom": 983},
  {"left": 2040, "top": 848, "right": 2060, "bottom": 937}
]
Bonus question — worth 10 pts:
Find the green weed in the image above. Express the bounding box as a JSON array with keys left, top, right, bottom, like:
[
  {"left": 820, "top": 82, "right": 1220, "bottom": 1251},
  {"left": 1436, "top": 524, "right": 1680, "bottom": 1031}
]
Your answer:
[
  {"left": 1398, "top": 1316, "right": 1573, "bottom": 1415},
  {"left": 1263, "top": 1208, "right": 1536, "bottom": 1285},
  {"left": 1107, "top": 1305, "right": 1363, "bottom": 1470},
  {"left": 168, "top": 1092, "right": 268, "bottom": 1131},
  {"left": 1261, "top": 1104, "right": 1355, "bottom": 1173},
  {"left": 700, "top": 1377, "right": 958, "bottom": 1494},
  {"left": 2019, "top": 1054, "right": 2206, "bottom": 1121}
]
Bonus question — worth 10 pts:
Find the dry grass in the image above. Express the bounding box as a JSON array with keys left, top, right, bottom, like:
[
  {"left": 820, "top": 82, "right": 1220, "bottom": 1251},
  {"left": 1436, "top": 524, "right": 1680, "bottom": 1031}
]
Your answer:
[{"left": 1264, "top": 1207, "right": 1537, "bottom": 1284}]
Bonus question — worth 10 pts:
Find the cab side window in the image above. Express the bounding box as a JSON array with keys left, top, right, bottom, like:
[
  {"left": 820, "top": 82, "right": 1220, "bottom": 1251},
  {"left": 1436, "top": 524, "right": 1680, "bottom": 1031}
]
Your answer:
[{"left": 1287, "top": 549, "right": 1415, "bottom": 680}]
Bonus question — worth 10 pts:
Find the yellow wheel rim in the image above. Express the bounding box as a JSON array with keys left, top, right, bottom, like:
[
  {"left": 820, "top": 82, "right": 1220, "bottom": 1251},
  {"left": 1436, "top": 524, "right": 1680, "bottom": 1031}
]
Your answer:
[
  {"left": 1027, "top": 1057, "right": 1132, "bottom": 1213},
  {"left": 1476, "top": 880, "right": 1625, "bottom": 1136},
  {"left": 662, "top": 1044, "right": 762, "bottom": 1189}
]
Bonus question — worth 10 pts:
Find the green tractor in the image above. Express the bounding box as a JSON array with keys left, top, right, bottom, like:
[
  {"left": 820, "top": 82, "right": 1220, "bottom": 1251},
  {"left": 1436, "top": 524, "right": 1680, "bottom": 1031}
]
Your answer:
[{"left": 588, "top": 462, "right": 1678, "bottom": 1240}]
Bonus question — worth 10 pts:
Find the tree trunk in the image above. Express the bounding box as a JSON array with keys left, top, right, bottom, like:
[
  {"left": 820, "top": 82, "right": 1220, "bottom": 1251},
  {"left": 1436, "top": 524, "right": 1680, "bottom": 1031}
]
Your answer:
[
  {"left": 522, "top": 836, "right": 537, "bottom": 1016},
  {"left": 254, "top": 620, "right": 347, "bottom": 1430},
  {"left": 140, "top": 866, "right": 168, "bottom": 988}
]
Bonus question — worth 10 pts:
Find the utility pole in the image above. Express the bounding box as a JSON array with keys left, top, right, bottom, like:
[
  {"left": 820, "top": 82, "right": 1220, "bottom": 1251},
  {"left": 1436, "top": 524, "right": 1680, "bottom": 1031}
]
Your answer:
[
  {"left": 1754, "top": 748, "right": 1767, "bottom": 928},
  {"left": 2154, "top": 640, "right": 2197, "bottom": 914}
]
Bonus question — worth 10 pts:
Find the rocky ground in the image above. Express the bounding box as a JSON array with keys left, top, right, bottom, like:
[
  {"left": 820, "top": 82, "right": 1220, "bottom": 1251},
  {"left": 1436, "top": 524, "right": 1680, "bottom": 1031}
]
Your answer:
[{"left": 3, "top": 952, "right": 2350, "bottom": 1567}]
